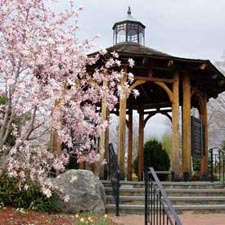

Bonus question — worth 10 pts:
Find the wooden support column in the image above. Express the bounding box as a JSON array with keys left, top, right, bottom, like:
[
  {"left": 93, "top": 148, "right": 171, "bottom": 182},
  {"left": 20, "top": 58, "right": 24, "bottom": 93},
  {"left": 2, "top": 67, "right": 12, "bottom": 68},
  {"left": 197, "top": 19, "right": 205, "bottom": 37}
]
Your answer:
[
  {"left": 182, "top": 72, "right": 192, "bottom": 179},
  {"left": 118, "top": 74, "right": 127, "bottom": 178},
  {"left": 138, "top": 105, "right": 144, "bottom": 180},
  {"left": 200, "top": 94, "right": 208, "bottom": 175},
  {"left": 99, "top": 82, "right": 109, "bottom": 159},
  {"left": 99, "top": 80, "right": 109, "bottom": 178},
  {"left": 171, "top": 72, "right": 180, "bottom": 179},
  {"left": 50, "top": 99, "right": 62, "bottom": 156},
  {"left": 50, "top": 131, "right": 61, "bottom": 156},
  {"left": 127, "top": 109, "right": 133, "bottom": 180}
]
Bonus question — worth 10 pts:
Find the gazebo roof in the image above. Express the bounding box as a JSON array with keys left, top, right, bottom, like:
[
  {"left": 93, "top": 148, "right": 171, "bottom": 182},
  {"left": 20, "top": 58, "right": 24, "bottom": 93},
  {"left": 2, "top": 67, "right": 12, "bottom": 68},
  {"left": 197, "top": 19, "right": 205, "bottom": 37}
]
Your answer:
[
  {"left": 106, "top": 42, "right": 225, "bottom": 101},
  {"left": 107, "top": 42, "right": 169, "bottom": 57},
  {"left": 89, "top": 42, "right": 225, "bottom": 109}
]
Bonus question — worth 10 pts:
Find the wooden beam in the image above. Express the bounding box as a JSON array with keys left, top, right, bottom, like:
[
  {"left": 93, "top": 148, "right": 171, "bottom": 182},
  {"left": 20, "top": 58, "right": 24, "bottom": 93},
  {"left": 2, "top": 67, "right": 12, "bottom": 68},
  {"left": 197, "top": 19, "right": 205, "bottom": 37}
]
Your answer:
[
  {"left": 138, "top": 105, "right": 144, "bottom": 180},
  {"left": 129, "top": 80, "right": 146, "bottom": 92},
  {"left": 99, "top": 80, "right": 110, "bottom": 178},
  {"left": 182, "top": 72, "right": 192, "bottom": 178},
  {"left": 171, "top": 72, "right": 180, "bottom": 179},
  {"left": 127, "top": 101, "right": 171, "bottom": 110},
  {"left": 118, "top": 71, "right": 127, "bottom": 177},
  {"left": 50, "top": 130, "right": 61, "bottom": 156},
  {"left": 135, "top": 76, "right": 175, "bottom": 84},
  {"left": 200, "top": 94, "right": 208, "bottom": 176},
  {"left": 143, "top": 108, "right": 171, "bottom": 114},
  {"left": 218, "top": 80, "right": 225, "bottom": 86},
  {"left": 50, "top": 99, "right": 62, "bottom": 156},
  {"left": 200, "top": 63, "right": 206, "bottom": 70},
  {"left": 127, "top": 110, "right": 133, "bottom": 180},
  {"left": 210, "top": 74, "right": 218, "bottom": 79},
  {"left": 99, "top": 80, "right": 108, "bottom": 159},
  {"left": 167, "top": 60, "right": 174, "bottom": 68},
  {"left": 148, "top": 68, "right": 153, "bottom": 77},
  {"left": 154, "top": 81, "right": 174, "bottom": 103}
]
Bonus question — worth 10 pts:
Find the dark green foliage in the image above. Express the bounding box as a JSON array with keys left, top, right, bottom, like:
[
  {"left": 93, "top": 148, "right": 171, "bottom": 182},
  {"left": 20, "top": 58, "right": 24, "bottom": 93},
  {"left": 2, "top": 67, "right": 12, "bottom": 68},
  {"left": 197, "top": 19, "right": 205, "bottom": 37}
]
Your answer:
[
  {"left": 0, "top": 175, "right": 58, "bottom": 212},
  {"left": 134, "top": 139, "right": 170, "bottom": 180},
  {"left": 65, "top": 153, "right": 79, "bottom": 170},
  {"left": 192, "top": 156, "right": 200, "bottom": 171},
  {"left": 0, "top": 95, "right": 7, "bottom": 105}
]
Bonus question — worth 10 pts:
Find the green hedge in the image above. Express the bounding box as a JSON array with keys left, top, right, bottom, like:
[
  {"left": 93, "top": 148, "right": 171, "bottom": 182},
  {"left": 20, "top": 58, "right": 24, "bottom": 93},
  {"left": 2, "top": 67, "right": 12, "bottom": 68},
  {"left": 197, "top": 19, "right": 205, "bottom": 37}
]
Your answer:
[{"left": 134, "top": 139, "right": 170, "bottom": 181}]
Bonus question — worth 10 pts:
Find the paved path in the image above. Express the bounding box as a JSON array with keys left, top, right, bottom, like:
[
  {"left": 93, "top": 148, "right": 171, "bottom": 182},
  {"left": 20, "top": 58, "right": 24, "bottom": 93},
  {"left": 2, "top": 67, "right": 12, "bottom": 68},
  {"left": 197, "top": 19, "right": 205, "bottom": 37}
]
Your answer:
[{"left": 109, "top": 213, "right": 225, "bottom": 225}]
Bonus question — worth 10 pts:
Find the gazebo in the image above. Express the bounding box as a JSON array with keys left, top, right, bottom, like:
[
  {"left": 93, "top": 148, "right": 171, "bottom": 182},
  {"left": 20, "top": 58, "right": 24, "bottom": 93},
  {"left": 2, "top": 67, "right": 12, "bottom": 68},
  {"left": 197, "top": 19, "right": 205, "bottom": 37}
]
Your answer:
[{"left": 98, "top": 7, "right": 225, "bottom": 180}]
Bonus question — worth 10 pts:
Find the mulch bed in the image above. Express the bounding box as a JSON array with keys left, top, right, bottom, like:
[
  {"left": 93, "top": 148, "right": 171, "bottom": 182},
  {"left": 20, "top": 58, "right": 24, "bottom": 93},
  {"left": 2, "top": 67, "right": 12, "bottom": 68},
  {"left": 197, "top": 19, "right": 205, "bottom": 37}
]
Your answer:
[{"left": 0, "top": 207, "right": 80, "bottom": 225}]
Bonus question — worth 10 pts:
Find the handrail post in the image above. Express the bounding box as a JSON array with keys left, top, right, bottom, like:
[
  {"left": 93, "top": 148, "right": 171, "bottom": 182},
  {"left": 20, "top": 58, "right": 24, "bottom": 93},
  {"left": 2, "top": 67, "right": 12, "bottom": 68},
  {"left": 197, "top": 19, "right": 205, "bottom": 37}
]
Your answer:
[
  {"left": 116, "top": 170, "right": 120, "bottom": 216},
  {"left": 210, "top": 149, "right": 214, "bottom": 181},
  {"left": 144, "top": 169, "right": 149, "bottom": 225},
  {"left": 145, "top": 167, "right": 182, "bottom": 225},
  {"left": 108, "top": 143, "right": 120, "bottom": 217},
  {"left": 209, "top": 147, "right": 225, "bottom": 183}
]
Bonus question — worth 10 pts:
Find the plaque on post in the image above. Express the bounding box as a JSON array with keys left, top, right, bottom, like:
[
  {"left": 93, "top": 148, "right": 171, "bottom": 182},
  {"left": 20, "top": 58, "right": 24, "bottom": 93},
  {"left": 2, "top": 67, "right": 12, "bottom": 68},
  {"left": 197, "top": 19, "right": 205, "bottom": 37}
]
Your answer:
[{"left": 191, "top": 116, "right": 204, "bottom": 157}]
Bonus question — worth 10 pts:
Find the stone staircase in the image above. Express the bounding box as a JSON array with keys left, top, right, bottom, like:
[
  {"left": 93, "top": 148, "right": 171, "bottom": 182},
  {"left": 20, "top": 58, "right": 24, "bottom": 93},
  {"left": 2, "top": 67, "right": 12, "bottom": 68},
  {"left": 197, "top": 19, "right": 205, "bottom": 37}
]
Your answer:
[{"left": 102, "top": 180, "right": 225, "bottom": 215}]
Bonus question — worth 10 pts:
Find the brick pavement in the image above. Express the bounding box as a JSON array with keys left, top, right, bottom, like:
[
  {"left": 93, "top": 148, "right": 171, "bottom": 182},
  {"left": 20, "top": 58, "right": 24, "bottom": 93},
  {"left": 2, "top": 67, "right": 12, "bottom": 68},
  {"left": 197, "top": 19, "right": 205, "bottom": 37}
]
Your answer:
[{"left": 109, "top": 213, "right": 225, "bottom": 225}]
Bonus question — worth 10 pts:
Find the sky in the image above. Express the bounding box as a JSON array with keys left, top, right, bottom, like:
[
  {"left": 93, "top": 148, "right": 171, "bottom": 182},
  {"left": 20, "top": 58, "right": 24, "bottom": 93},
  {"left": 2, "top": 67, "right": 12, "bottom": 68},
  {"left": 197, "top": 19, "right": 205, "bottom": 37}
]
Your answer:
[
  {"left": 61, "top": 0, "right": 225, "bottom": 138},
  {"left": 74, "top": 0, "right": 225, "bottom": 63}
]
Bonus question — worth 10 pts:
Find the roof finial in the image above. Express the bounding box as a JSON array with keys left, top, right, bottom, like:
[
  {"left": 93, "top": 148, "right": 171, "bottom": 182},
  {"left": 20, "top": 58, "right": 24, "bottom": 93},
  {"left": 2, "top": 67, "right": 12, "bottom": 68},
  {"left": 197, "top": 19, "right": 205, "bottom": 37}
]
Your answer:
[{"left": 127, "top": 6, "right": 131, "bottom": 15}]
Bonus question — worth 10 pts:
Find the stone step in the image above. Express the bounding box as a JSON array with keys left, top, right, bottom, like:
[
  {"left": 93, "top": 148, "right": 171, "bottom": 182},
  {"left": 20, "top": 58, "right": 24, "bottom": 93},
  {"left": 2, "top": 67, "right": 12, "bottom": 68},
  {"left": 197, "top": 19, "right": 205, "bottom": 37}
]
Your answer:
[
  {"left": 165, "top": 188, "right": 225, "bottom": 196},
  {"left": 106, "top": 203, "right": 225, "bottom": 215},
  {"left": 105, "top": 187, "right": 225, "bottom": 197},
  {"left": 102, "top": 180, "right": 225, "bottom": 189},
  {"left": 103, "top": 181, "right": 225, "bottom": 215},
  {"left": 107, "top": 195, "right": 225, "bottom": 205},
  {"left": 105, "top": 187, "right": 145, "bottom": 195}
]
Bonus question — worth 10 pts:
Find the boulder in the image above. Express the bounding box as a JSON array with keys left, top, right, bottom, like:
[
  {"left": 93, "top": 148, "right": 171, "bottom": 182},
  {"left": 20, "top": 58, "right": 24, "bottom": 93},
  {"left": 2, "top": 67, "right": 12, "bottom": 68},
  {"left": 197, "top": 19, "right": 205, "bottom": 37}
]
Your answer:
[{"left": 51, "top": 169, "right": 106, "bottom": 213}]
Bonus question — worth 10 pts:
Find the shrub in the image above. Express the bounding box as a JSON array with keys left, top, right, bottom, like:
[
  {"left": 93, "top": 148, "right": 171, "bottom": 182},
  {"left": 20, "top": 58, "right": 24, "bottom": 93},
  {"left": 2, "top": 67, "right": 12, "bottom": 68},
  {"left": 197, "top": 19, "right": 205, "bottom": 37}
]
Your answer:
[
  {"left": 0, "top": 175, "right": 58, "bottom": 212},
  {"left": 134, "top": 139, "right": 170, "bottom": 180}
]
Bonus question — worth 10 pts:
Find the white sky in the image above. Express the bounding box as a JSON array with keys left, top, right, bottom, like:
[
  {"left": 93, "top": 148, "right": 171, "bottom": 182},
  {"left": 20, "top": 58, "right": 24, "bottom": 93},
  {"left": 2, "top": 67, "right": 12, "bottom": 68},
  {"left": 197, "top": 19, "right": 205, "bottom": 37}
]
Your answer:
[{"left": 74, "top": 0, "right": 225, "bottom": 62}]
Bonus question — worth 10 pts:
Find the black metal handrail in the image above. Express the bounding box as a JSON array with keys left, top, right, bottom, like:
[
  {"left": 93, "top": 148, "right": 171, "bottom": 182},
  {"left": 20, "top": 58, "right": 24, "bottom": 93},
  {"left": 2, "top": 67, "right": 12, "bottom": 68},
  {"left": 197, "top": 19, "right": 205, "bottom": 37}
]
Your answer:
[
  {"left": 145, "top": 167, "right": 182, "bottom": 225},
  {"left": 209, "top": 147, "right": 225, "bottom": 184},
  {"left": 108, "top": 143, "right": 120, "bottom": 216}
]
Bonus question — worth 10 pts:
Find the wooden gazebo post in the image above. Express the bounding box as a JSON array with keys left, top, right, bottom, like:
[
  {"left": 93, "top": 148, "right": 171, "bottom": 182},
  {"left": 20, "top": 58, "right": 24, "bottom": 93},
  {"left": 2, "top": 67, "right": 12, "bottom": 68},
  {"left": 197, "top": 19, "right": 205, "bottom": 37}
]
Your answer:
[
  {"left": 127, "top": 109, "right": 133, "bottom": 180},
  {"left": 50, "top": 99, "right": 62, "bottom": 156},
  {"left": 171, "top": 72, "right": 180, "bottom": 179},
  {"left": 118, "top": 70, "right": 128, "bottom": 177},
  {"left": 99, "top": 80, "right": 110, "bottom": 177},
  {"left": 138, "top": 105, "right": 144, "bottom": 180},
  {"left": 182, "top": 72, "right": 192, "bottom": 179},
  {"left": 200, "top": 94, "right": 208, "bottom": 175}
]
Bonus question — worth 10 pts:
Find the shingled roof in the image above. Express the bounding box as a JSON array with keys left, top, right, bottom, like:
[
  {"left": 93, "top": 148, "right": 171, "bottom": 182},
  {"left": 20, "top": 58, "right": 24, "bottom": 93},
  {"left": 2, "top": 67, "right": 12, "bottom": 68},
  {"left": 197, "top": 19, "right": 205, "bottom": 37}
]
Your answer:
[{"left": 106, "top": 42, "right": 225, "bottom": 100}]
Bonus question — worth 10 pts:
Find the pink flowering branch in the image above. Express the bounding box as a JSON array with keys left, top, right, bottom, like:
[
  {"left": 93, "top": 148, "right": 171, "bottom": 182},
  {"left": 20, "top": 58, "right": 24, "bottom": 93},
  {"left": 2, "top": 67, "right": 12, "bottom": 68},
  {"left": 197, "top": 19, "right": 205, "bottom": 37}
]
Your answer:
[{"left": 0, "top": 0, "right": 136, "bottom": 197}]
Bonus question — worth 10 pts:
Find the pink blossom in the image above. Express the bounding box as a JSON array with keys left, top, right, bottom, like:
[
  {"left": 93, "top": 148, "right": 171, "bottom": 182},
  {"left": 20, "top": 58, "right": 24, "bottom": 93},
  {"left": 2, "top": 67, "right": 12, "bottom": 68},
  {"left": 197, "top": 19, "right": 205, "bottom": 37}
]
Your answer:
[
  {"left": 128, "top": 58, "right": 135, "bottom": 67},
  {"left": 0, "top": 0, "right": 131, "bottom": 198},
  {"left": 132, "top": 89, "right": 140, "bottom": 98},
  {"left": 99, "top": 48, "right": 107, "bottom": 55}
]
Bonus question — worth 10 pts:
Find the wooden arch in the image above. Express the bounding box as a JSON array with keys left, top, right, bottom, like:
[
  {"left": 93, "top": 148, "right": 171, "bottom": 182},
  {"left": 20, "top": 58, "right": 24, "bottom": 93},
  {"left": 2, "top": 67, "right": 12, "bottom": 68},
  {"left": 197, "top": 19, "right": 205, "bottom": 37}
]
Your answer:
[
  {"left": 124, "top": 76, "right": 180, "bottom": 180},
  {"left": 191, "top": 88, "right": 208, "bottom": 175}
]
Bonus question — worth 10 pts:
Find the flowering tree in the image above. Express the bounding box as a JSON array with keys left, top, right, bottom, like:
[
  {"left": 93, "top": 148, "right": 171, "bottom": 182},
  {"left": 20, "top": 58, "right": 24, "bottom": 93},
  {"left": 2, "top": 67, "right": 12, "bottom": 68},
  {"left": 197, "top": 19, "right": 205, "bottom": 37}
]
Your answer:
[
  {"left": 0, "top": 0, "right": 135, "bottom": 197},
  {"left": 207, "top": 56, "right": 225, "bottom": 147}
]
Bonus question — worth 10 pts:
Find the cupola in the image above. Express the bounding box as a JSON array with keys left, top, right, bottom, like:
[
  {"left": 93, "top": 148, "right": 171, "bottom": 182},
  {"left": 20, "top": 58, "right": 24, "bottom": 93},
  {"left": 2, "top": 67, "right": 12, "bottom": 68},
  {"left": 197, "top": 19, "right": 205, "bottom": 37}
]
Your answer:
[{"left": 112, "top": 7, "right": 145, "bottom": 45}]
